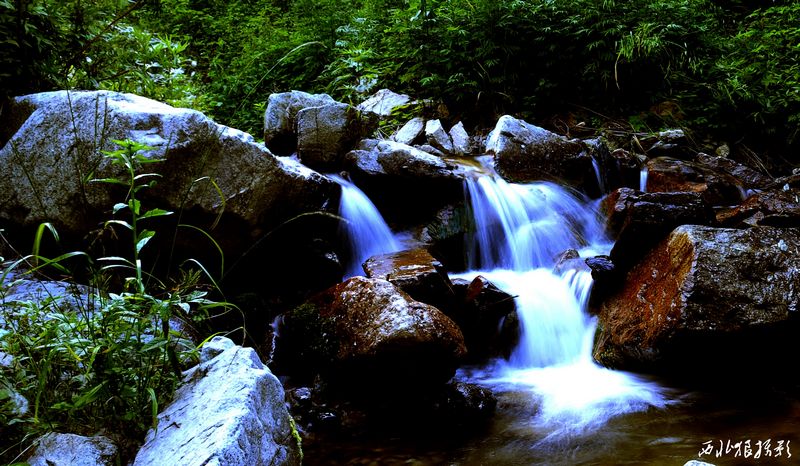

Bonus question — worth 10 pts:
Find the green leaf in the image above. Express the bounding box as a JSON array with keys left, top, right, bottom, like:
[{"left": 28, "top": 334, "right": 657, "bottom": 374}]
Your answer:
[
  {"left": 140, "top": 208, "right": 173, "bottom": 220},
  {"left": 105, "top": 219, "right": 133, "bottom": 231},
  {"left": 129, "top": 199, "right": 141, "bottom": 215},
  {"left": 113, "top": 202, "right": 128, "bottom": 214},
  {"left": 136, "top": 230, "right": 155, "bottom": 254}
]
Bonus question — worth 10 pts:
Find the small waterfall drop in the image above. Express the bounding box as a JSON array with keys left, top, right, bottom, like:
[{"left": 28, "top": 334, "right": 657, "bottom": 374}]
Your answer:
[
  {"left": 640, "top": 166, "right": 649, "bottom": 191},
  {"left": 331, "top": 175, "right": 400, "bottom": 277},
  {"left": 458, "top": 164, "right": 668, "bottom": 442}
]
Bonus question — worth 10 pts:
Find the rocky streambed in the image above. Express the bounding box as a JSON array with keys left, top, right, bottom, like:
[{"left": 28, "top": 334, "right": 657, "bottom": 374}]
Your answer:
[{"left": 1, "top": 89, "right": 797, "bottom": 465}]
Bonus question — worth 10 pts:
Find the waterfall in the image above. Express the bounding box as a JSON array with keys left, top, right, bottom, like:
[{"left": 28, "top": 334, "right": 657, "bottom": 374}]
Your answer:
[
  {"left": 458, "top": 167, "right": 668, "bottom": 441},
  {"left": 640, "top": 166, "right": 648, "bottom": 192},
  {"left": 330, "top": 175, "right": 400, "bottom": 278}
]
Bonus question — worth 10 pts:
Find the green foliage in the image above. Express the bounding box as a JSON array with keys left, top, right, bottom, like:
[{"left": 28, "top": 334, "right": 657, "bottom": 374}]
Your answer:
[
  {"left": 713, "top": 3, "right": 800, "bottom": 145},
  {"left": 0, "top": 140, "right": 233, "bottom": 463}
]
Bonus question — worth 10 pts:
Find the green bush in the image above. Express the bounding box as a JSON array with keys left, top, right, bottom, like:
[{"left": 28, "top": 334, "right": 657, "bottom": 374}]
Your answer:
[{"left": 0, "top": 140, "right": 233, "bottom": 463}]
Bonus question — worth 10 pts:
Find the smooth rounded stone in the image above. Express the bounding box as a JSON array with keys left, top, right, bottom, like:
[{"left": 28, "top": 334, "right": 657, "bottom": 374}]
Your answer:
[
  {"left": 684, "top": 461, "right": 716, "bottom": 466},
  {"left": 425, "top": 119, "right": 454, "bottom": 154},
  {"left": 274, "top": 276, "right": 467, "bottom": 389},
  {"left": 263, "top": 90, "right": 336, "bottom": 154},
  {"left": 392, "top": 117, "right": 425, "bottom": 145},
  {"left": 28, "top": 433, "right": 117, "bottom": 466},
  {"left": 356, "top": 89, "right": 411, "bottom": 118},
  {"left": 486, "top": 115, "right": 594, "bottom": 190},
  {"left": 134, "top": 337, "right": 301, "bottom": 466},
  {"left": 595, "top": 225, "right": 800, "bottom": 375}
]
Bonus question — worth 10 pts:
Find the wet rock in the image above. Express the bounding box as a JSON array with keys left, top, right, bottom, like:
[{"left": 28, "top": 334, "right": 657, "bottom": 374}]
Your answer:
[
  {"left": 392, "top": 117, "right": 425, "bottom": 145},
  {"left": 451, "top": 275, "right": 518, "bottom": 360},
  {"left": 263, "top": 90, "right": 336, "bottom": 154},
  {"left": 716, "top": 189, "right": 800, "bottom": 228},
  {"left": 28, "top": 433, "right": 117, "bottom": 466},
  {"left": 296, "top": 102, "right": 362, "bottom": 170},
  {"left": 343, "top": 140, "right": 464, "bottom": 223},
  {"left": 684, "top": 461, "right": 716, "bottom": 466},
  {"left": 431, "top": 381, "right": 497, "bottom": 425},
  {"left": 416, "top": 143, "right": 447, "bottom": 158},
  {"left": 425, "top": 119, "right": 454, "bottom": 154},
  {"left": 307, "top": 277, "right": 466, "bottom": 391},
  {"left": 603, "top": 188, "right": 713, "bottom": 269},
  {"left": 595, "top": 225, "right": 800, "bottom": 375},
  {"left": 363, "top": 248, "right": 455, "bottom": 312},
  {"left": 356, "top": 89, "right": 411, "bottom": 118},
  {"left": 645, "top": 157, "right": 745, "bottom": 206},
  {"left": 486, "top": 115, "right": 594, "bottom": 190},
  {"left": 585, "top": 255, "right": 618, "bottom": 310},
  {"left": 0, "top": 91, "right": 335, "bottom": 260},
  {"left": 134, "top": 337, "right": 301, "bottom": 466},
  {"left": 553, "top": 249, "right": 585, "bottom": 274},
  {"left": 422, "top": 204, "right": 471, "bottom": 271},
  {"left": 696, "top": 153, "right": 771, "bottom": 191},
  {"left": 637, "top": 129, "right": 690, "bottom": 158},
  {"left": 449, "top": 121, "right": 471, "bottom": 155}
]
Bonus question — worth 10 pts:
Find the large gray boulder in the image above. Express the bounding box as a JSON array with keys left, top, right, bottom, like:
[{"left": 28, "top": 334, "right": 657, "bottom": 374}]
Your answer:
[
  {"left": 28, "top": 433, "right": 117, "bottom": 466},
  {"left": 486, "top": 115, "right": 593, "bottom": 189},
  {"left": 0, "top": 90, "right": 334, "bottom": 255},
  {"left": 595, "top": 225, "right": 800, "bottom": 374},
  {"left": 133, "top": 336, "right": 301, "bottom": 466},
  {"left": 345, "top": 140, "right": 459, "bottom": 182},
  {"left": 296, "top": 102, "right": 361, "bottom": 170},
  {"left": 356, "top": 89, "right": 411, "bottom": 118},
  {"left": 263, "top": 90, "right": 336, "bottom": 154}
]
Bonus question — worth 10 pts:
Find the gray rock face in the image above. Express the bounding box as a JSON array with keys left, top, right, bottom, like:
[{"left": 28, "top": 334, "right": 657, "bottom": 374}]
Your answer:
[
  {"left": 1, "top": 278, "right": 94, "bottom": 316},
  {"left": 356, "top": 89, "right": 411, "bottom": 118},
  {"left": 392, "top": 117, "right": 425, "bottom": 145},
  {"left": 28, "top": 433, "right": 117, "bottom": 466},
  {"left": 133, "top": 337, "right": 301, "bottom": 466},
  {"left": 296, "top": 102, "right": 359, "bottom": 169},
  {"left": 263, "top": 90, "right": 335, "bottom": 154},
  {"left": 595, "top": 225, "right": 800, "bottom": 372},
  {"left": 425, "top": 119, "right": 454, "bottom": 154},
  {"left": 345, "top": 140, "right": 459, "bottom": 181},
  {"left": 485, "top": 115, "right": 592, "bottom": 188},
  {"left": 0, "top": 91, "right": 334, "bottom": 255},
  {"left": 448, "top": 121, "right": 470, "bottom": 155}
]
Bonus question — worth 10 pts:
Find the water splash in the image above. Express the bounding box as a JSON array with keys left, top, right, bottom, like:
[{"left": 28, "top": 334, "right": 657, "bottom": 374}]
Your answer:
[
  {"left": 459, "top": 169, "right": 668, "bottom": 442},
  {"left": 330, "top": 175, "right": 400, "bottom": 278},
  {"left": 591, "top": 158, "right": 605, "bottom": 194}
]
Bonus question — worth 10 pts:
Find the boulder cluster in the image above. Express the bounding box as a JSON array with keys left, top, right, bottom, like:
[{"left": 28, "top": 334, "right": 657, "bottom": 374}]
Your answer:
[{"left": 2, "top": 87, "right": 799, "bottom": 464}]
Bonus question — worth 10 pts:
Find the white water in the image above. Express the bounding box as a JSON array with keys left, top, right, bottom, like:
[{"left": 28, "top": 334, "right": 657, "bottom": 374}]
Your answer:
[
  {"left": 330, "top": 175, "right": 400, "bottom": 277},
  {"left": 640, "top": 166, "right": 649, "bottom": 191},
  {"left": 458, "top": 166, "right": 668, "bottom": 442}
]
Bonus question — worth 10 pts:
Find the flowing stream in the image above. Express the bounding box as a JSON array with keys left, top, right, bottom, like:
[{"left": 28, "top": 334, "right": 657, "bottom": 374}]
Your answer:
[
  {"left": 456, "top": 168, "right": 668, "bottom": 446},
  {"left": 312, "top": 166, "right": 799, "bottom": 465},
  {"left": 330, "top": 174, "right": 401, "bottom": 277}
]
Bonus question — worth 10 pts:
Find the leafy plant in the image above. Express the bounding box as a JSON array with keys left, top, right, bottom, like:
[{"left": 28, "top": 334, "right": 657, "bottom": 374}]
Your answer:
[{"left": 0, "top": 140, "right": 233, "bottom": 463}]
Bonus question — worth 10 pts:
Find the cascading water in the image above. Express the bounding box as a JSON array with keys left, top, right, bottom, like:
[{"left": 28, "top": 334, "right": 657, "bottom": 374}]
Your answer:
[
  {"left": 640, "top": 166, "right": 649, "bottom": 192},
  {"left": 330, "top": 175, "right": 400, "bottom": 278},
  {"left": 457, "top": 164, "right": 668, "bottom": 444}
]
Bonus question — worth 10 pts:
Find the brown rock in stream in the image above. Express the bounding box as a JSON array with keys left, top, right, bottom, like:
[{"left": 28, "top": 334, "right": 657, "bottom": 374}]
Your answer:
[{"left": 595, "top": 225, "right": 800, "bottom": 375}]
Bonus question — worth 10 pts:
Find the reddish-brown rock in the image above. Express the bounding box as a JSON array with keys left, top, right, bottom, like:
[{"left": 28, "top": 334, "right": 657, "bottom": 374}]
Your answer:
[
  {"left": 595, "top": 225, "right": 800, "bottom": 374},
  {"left": 363, "top": 248, "right": 455, "bottom": 312},
  {"left": 645, "top": 157, "right": 745, "bottom": 206}
]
